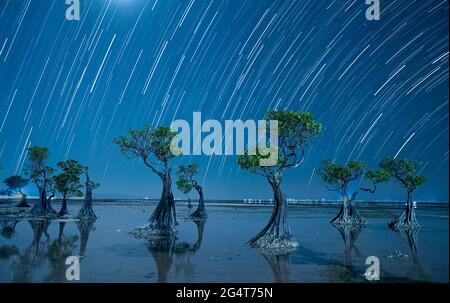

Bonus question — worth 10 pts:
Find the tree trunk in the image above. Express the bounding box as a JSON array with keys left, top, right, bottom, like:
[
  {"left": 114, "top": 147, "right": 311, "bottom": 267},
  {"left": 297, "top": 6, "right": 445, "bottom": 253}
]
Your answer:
[
  {"left": 331, "top": 196, "right": 367, "bottom": 226},
  {"left": 45, "top": 194, "right": 57, "bottom": 216},
  {"left": 58, "top": 195, "right": 69, "bottom": 216},
  {"left": 77, "top": 190, "right": 97, "bottom": 220},
  {"left": 133, "top": 171, "right": 176, "bottom": 239},
  {"left": 172, "top": 193, "right": 178, "bottom": 226},
  {"left": 15, "top": 193, "right": 30, "bottom": 208},
  {"left": 29, "top": 187, "right": 47, "bottom": 216},
  {"left": 190, "top": 185, "right": 207, "bottom": 220},
  {"left": 248, "top": 177, "right": 298, "bottom": 251},
  {"left": 77, "top": 172, "right": 98, "bottom": 220},
  {"left": 389, "top": 191, "right": 419, "bottom": 230},
  {"left": 187, "top": 196, "right": 192, "bottom": 208}
]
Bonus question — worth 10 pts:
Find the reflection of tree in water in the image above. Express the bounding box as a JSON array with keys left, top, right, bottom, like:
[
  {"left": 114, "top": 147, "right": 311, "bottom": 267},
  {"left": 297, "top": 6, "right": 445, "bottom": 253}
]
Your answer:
[
  {"left": 334, "top": 224, "right": 364, "bottom": 265},
  {"left": 1, "top": 220, "right": 19, "bottom": 239},
  {"left": 0, "top": 244, "right": 19, "bottom": 259},
  {"left": 391, "top": 227, "right": 431, "bottom": 281},
  {"left": 146, "top": 220, "right": 205, "bottom": 282},
  {"left": 0, "top": 220, "right": 20, "bottom": 259},
  {"left": 327, "top": 224, "right": 364, "bottom": 282},
  {"left": 0, "top": 219, "right": 94, "bottom": 282},
  {"left": 191, "top": 220, "right": 205, "bottom": 252},
  {"left": 45, "top": 222, "right": 79, "bottom": 282},
  {"left": 27, "top": 220, "right": 51, "bottom": 264},
  {"left": 147, "top": 236, "right": 176, "bottom": 283},
  {"left": 9, "top": 220, "right": 51, "bottom": 282},
  {"left": 260, "top": 250, "right": 293, "bottom": 282},
  {"left": 174, "top": 220, "right": 206, "bottom": 277},
  {"left": 76, "top": 220, "right": 95, "bottom": 258}
]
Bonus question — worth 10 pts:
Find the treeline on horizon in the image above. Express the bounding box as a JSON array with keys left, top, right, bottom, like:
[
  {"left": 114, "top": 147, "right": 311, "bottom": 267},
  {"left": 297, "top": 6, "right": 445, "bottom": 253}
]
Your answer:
[{"left": 0, "top": 109, "right": 426, "bottom": 251}]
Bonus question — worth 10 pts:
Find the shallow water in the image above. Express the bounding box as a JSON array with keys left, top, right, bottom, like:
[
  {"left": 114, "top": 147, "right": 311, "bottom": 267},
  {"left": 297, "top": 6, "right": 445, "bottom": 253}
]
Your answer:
[{"left": 0, "top": 201, "right": 448, "bottom": 283}]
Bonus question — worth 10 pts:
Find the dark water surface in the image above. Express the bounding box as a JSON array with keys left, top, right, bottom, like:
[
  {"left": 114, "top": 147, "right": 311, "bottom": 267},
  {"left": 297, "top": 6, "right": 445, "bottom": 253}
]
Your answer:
[{"left": 0, "top": 201, "right": 448, "bottom": 282}]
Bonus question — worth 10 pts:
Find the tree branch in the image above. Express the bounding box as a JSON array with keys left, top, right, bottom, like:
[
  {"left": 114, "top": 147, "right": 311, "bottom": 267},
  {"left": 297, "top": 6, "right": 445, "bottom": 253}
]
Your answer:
[
  {"left": 360, "top": 182, "right": 376, "bottom": 194},
  {"left": 325, "top": 184, "right": 342, "bottom": 194},
  {"left": 143, "top": 157, "right": 163, "bottom": 177}
]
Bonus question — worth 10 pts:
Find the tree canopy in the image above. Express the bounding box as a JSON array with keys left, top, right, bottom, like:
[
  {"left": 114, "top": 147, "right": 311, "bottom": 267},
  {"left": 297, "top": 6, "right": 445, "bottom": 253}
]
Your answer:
[
  {"left": 113, "top": 125, "right": 179, "bottom": 176},
  {"left": 53, "top": 160, "right": 86, "bottom": 198},
  {"left": 317, "top": 160, "right": 390, "bottom": 195},
  {"left": 25, "top": 146, "right": 54, "bottom": 185},
  {"left": 238, "top": 110, "right": 323, "bottom": 177},
  {"left": 176, "top": 164, "right": 199, "bottom": 194},
  {"left": 3, "top": 176, "right": 29, "bottom": 194},
  {"left": 379, "top": 157, "right": 426, "bottom": 191}
]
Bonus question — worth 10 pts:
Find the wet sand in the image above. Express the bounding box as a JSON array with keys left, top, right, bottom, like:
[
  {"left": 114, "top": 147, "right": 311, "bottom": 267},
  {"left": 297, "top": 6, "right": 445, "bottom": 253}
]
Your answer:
[{"left": 0, "top": 201, "right": 448, "bottom": 282}]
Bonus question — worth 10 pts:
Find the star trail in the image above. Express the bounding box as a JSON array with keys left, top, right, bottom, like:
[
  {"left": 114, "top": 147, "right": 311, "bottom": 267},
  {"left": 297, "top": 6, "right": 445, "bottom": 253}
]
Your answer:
[{"left": 0, "top": 0, "right": 448, "bottom": 201}]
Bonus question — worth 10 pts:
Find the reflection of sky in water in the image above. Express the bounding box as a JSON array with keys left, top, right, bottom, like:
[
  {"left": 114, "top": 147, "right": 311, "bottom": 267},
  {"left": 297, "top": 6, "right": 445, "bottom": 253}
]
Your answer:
[{"left": 0, "top": 202, "right": 448, "bottom": 282}]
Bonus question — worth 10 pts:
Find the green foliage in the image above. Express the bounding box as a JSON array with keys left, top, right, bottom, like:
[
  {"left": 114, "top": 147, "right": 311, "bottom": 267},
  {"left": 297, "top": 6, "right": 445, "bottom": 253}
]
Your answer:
[
  {"left": 113, "top": 125, "right": 179, "bottom": 166},
  {"left": 379, "top": 157, "right": 426, "bottom": 191},
  {"left": 176, "top": 164, "right": 199, "bottom": 194},
  {"left": 405, "top": 175, "right": 426, "bottom": 187},
  {"left": 237, "top": 110, "right": 323, "bottom": 175},
  {"left": 53, "top": 160, "right": 85, "bottom": 198},
  {"left": 57, "top": 159, "right": 85, "bottom": 173},
  {"left": 237, "top": 148, "right": 282, "bottom": 171},
  {"left": 264, "top": 110, "right": 323, "bottom": 146},
  {"left": 176, "top": 178, "right": 193, "bottom": 194},
  {"left": 25, "top": 146, "right": 54, "bottom": 185},
  {"left": 317, "top": 160, "right": 366, "bottom": 188},
  {"left": 317, "top": 160, "right": 389, "bottom": 196},
  {"left": 365, "top": 169, "right": 390, "bottom": 184},
  {"left": 379, "top": 158, "right": 419, "bottom": 175},
  {"left": 3, "top": 175, "right": 29, "bottom": 193},
  {"left": 28, "top": 146, "right": 50, "bottom": 163}
]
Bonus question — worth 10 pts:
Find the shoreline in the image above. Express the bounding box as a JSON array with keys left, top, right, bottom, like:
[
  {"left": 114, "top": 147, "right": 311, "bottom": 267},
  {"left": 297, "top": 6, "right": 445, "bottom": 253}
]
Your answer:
[{"left": 0, "top": 198, "right": 448, "bottom": 208}]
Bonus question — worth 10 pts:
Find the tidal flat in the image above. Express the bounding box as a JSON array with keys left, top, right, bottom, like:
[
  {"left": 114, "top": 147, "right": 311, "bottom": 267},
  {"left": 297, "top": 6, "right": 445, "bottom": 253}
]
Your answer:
[{"left": 0, "top": 200, "right": 448, "bottom": 283}]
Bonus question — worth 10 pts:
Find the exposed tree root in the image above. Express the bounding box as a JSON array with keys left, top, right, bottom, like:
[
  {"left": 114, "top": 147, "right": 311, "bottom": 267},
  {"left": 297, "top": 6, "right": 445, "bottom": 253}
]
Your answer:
[
  {"left": 389, "top": 202, "right": 419, "bottom": 231},
  {"left": 76, "top": 207, "right": 97, "bottom": 221},
  {"left": 132, "top": 223, "right": 176, "bottom": 240},
  {"left": 15, "top": 197, "right": 30, "bottom": 208},
  {"left": 249, "top": 232, "right": 299, "bottom": 252},
  {"left": 331, "top": 202, "right": 367, "bottom": 226},
  {"left": 248, "top": 179, "right": 298, "bottom": 252},
  {"left": 190, "top": 208, "right": 207, "bottom": 220}
]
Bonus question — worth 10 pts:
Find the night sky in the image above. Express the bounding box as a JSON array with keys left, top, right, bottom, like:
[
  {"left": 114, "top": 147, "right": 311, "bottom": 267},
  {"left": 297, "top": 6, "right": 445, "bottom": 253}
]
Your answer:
[{"left": 0, "top": 0, "right": 448, "bottom": 201}]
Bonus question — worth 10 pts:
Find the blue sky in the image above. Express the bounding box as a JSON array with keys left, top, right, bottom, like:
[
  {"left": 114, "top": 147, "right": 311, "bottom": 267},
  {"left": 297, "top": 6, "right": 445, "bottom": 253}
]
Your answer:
[{"left": 0, "top": 0, "right": 448, "bottom": 201}]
